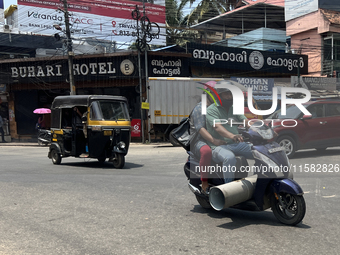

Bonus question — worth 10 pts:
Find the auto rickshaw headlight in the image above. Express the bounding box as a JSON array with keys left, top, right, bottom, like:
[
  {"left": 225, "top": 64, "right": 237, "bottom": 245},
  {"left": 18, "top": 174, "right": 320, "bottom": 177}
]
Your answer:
[{"left": 118, "top": 141, "right": 126, "bottom": 149}]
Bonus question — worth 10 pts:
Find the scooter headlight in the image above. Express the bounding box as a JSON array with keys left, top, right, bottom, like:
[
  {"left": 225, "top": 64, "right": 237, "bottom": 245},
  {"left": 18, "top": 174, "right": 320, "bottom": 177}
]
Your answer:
[{"left": 256, "top": 129, "right": 274, "bottom": 140}]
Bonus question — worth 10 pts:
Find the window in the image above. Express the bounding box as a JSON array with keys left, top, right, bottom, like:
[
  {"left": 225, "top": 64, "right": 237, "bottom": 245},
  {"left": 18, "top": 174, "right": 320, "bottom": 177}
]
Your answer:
[
  {"left": 307, "top": 104, "right": 324, "bottom": 118},
  {"left": 326, "top": 103, "right": 340, "bottom": 117},
  {"left": 90, "top": 101, "right": 129, "bottom": 121}
]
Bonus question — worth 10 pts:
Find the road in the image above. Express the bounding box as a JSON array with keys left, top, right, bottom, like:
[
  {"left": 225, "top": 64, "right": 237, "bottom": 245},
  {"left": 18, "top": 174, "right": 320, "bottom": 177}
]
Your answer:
[{"left": 0, "top": 144, "right": 339, "bottom": 254}]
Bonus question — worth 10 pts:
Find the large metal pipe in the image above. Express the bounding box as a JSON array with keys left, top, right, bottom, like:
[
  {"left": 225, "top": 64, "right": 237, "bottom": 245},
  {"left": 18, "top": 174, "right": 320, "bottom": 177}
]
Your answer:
[{"left": 209, "top": 175, "right": 257, "bottom": 211}]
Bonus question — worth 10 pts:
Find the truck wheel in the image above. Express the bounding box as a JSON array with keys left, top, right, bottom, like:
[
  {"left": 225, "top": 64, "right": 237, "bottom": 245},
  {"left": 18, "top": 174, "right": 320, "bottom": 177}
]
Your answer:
[
  {"left": 277, "top": 135, "right": 296, "bottom": 158},
  {"left": 112, "top": 154, "right": 125, "bottom": 169},
  {"left": 51, "top": 149, "right": 62, "bottom": 165}
]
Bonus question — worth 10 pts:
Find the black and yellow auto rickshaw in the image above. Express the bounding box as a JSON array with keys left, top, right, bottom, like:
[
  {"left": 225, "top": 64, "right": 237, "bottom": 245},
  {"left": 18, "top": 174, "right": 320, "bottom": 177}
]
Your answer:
[{"left": 48, "top": 95, "right": 131, "bottom": 168}]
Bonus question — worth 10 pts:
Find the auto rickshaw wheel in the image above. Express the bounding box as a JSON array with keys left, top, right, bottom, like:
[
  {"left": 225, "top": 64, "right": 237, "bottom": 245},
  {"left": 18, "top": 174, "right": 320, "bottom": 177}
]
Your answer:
[
  {"left": 112, "top": 154, "right": 125, "bottom": 169},
  {"left": 51, "top": 149, "right": 62, "bottom": 165}
]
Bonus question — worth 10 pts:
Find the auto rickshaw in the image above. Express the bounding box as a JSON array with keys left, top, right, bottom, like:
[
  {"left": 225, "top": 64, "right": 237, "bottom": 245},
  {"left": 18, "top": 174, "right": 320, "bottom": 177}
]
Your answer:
[{"left": 48, "top": 95, "right": 131, "bottom": 168}]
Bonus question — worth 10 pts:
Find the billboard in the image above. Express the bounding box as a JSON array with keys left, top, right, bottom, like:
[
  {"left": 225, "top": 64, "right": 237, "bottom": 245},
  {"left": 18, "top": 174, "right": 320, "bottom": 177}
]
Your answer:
[
  {"left": 187, "top": 43, "right": 309, "bottom": 75},
  {"left": 17, "top": 0, "right": 166, "bottom": 45},
  {"left": 291, "top": 76, "right": 336, "bottom": 90},
  {"left": 285, "top": 0, "right": 318, "bottom": 21}
]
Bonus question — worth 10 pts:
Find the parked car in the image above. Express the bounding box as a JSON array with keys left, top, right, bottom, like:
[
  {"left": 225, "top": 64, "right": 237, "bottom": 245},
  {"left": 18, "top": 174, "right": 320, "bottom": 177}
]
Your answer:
[{"left": 266, "top": 99, "right": 340, "bottom": 158}]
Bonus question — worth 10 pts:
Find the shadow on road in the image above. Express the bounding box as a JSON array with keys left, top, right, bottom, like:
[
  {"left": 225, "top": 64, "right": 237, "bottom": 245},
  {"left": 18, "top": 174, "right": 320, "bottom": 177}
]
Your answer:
[
  {"left": 60, "top": 161, "right": 144, "bottom": 169},
  {"left": 191, "top": 205, "right": 311, "bottom": 229}
]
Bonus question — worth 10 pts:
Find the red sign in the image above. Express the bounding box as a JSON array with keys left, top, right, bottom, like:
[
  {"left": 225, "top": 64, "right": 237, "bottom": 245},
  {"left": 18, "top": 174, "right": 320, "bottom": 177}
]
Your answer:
[{"left": 131, "top": 119, "right": 141, "bottom": 137}]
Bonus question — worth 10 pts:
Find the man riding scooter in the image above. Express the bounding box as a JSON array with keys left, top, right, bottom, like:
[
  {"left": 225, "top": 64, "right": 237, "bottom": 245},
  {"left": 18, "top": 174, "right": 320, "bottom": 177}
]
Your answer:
[{"left": 205, "top": 82, "right": 254, "bottom": 184}]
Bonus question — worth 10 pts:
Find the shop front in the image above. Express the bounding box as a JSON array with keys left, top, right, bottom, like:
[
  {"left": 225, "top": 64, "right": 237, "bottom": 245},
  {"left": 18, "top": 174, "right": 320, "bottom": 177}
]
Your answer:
[{"left": 0, "top": 52, "right": 141, "bottom": 140}]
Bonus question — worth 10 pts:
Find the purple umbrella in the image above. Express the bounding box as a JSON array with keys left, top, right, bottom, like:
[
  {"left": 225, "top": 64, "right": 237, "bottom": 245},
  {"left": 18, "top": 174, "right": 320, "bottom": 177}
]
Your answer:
[{"left": 33, "top": 108, "right": 51, "bottom": 114}]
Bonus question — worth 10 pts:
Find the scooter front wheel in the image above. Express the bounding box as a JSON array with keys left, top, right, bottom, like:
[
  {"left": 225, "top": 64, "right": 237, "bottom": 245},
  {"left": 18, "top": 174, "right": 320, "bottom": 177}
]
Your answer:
[{"left": 271, "top": 193, "right": 306, "bottom": 226}]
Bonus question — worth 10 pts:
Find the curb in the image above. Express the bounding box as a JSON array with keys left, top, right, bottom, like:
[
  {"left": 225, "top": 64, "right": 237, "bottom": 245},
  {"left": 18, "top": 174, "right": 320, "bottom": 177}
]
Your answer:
[{"left": 0, "top": 142, "right": 174, "bottom": 147}]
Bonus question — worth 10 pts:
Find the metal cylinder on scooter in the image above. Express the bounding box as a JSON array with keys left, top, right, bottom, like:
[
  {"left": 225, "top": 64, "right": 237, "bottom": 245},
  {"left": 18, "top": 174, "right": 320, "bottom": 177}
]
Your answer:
[{"left": 209, "top": 175, "right": 257, "bottom": 211}]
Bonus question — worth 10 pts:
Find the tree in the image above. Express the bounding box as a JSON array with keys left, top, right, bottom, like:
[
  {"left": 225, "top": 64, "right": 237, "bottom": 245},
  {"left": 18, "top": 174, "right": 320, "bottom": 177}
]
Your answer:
[
  {"left": 187, "top": 0, "right": 239, "bottom": 24},
  {"left": 166, "top": 0, "right": 198, "bottom": 46}
]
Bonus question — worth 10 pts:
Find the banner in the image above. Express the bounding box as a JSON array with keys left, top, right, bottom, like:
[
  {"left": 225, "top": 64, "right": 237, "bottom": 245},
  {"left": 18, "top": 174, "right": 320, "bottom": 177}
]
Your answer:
[{"left": 17, "top": 0, "right": 166, "bottom": 45}]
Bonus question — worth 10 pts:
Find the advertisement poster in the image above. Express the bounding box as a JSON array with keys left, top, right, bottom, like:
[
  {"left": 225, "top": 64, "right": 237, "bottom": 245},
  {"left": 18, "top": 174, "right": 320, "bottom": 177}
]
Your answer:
[
  {"left": 17, "top": 0, "right": 166, "bottom": 45},
  {"left": 291, "top": 76, "right": 337, "bottom": 90}
]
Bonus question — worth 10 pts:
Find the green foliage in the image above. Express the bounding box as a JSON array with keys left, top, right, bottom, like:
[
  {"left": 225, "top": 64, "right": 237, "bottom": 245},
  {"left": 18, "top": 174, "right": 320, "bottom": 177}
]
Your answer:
[
  {"left": 166, "top": 0, "right": 198, "bottom": 46},
  {"left": 165, "top": 0, "right": 238, "bottom": 46}
]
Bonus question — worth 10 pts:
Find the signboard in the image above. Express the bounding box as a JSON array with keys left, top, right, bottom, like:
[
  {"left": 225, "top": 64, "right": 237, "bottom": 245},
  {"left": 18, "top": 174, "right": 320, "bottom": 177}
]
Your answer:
[
  {"left": 291, "top": 76, "right": 336, "bottom": 90},
  {"left": 141, "top": 102, "right": 149, "bottom": 110},
  {"left": 285, "top": 0, "right": 318, "bottom": 21},
  {"left": 17, "top": 0, "right": 166, "bottom": 45},
  {"left": 131, "top": 119, "right": 141, "bottom": 137},
  {"left": 2, "top": 56, "right": 138, "bottom": 83},
  {"left": 231, "top": 77, "right": 274, "bottom": 92},
  {"left": 187, "top": 43, "right": 308, "bottom": 75},
  {"left": 148, "top": 57, "right": 190, "bottom": 77}
]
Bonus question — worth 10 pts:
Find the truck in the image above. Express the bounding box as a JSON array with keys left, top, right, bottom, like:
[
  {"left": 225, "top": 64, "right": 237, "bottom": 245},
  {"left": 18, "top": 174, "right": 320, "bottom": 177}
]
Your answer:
[
  {"left": 148, "top": 77, "right": 223, "bottom": 145},
  {"left": 148, "top": 77, "right": 262, "bottom": 145}
]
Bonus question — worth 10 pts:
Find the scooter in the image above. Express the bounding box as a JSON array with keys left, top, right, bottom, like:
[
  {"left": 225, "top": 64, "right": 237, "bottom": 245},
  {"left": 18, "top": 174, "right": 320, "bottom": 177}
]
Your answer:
[
  {"left": 38, "top": 129, "right": 51, "bottom": 146},
  {"left": 184, "top": 121, "right": 306, "bottom": 226}
]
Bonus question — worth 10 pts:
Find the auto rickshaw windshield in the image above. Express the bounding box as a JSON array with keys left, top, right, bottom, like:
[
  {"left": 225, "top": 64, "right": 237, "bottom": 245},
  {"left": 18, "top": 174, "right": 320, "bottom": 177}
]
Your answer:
[{"left": 90, "top": 100, "right": 130, "bottom": 121}]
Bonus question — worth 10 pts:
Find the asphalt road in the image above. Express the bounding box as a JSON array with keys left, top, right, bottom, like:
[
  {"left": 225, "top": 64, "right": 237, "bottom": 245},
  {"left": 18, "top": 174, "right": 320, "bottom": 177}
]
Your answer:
[{"left": 0, "top": 144, "right": 339, "bottom": 255}]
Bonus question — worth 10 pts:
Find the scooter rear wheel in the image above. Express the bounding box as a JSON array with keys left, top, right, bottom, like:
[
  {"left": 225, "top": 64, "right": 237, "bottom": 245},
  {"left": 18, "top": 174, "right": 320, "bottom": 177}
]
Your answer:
[
  {"left": 271, "top": 193, "right": 306, "bottom": 225},
  {"left": 195, "top": 195, "right": 212, "bottom": 209}
]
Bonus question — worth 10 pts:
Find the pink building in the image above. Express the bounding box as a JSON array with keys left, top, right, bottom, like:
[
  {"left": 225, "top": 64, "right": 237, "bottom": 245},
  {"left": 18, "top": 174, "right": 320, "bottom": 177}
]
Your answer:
[{"left": 287, "top": 6, "right": 340, "bottom": 77}]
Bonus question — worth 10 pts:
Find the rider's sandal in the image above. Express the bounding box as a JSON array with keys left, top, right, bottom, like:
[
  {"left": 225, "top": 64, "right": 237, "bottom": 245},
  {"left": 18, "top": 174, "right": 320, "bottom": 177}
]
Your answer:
[{"left": 201, "top": 187, "right": 210, "bottom": 196}]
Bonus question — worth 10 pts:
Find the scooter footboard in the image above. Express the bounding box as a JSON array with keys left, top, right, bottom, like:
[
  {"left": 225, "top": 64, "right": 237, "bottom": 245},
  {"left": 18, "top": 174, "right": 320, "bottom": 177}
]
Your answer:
[{"left": 271, "top": 179, "right": 304, "bottom": 196}]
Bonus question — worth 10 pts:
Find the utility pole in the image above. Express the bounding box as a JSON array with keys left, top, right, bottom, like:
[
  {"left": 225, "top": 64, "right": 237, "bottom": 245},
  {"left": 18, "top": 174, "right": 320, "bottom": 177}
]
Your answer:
[
  {"left": 142, "top": 0, "right": 151, "bottom": 143},
  {"left": 62, "top": 0, "right": 76, "bottom": 95}
]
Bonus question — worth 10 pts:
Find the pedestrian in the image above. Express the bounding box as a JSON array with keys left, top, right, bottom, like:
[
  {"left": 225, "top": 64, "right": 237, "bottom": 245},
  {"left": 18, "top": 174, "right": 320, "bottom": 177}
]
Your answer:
[
  {"left": 38, "top": 114, "right": 46, "bottom": 129},
  {"left": 0, "top": 114, "right": 6, "bottom": 142}
]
